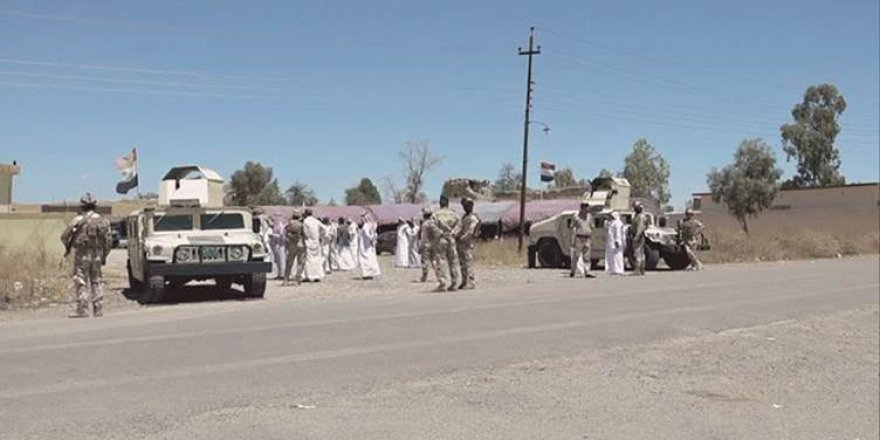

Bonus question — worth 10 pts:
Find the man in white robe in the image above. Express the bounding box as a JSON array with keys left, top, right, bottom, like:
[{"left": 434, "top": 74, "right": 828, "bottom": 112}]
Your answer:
[
  {"left": 394, "top": 218, "right": 411, "bottom": 268},
  {"left": 357, "top": 214, "right": 381, "bottom": 279},
  {"left": 301, "top": 209, "right": 327, "bottom": 282},
  {"left": 322, "top": 217, "right": 338, "bottom": 274},
  {"left": 336, "top": 218, "right": 358, "bottom": 271},
  {"left": 267, "top": 214, "right": 287, "bottom": 280},
  {"left": 408, "top": 219, "right": 421, "bottom": 268},
  {"left": 605, "top": 211, "right": 626, "bottom": 275}
]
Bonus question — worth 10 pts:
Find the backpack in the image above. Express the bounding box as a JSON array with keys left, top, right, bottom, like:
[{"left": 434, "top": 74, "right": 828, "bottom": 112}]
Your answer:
[{"left": 74, "top": 214, "right": 109, "bottom": 250}]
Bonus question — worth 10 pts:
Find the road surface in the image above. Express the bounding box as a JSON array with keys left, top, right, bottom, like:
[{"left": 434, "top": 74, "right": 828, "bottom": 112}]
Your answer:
[{"left": 0, "top": 257, "right": 877, "bottom": 439}]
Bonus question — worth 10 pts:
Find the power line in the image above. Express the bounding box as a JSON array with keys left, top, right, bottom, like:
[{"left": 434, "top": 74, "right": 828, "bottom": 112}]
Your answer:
[
  {"left": 0, "top": 70, "right": 283, "bottom": 92},
  {"left": 0, "top": 80, "right": 264, "bottom": 99}
]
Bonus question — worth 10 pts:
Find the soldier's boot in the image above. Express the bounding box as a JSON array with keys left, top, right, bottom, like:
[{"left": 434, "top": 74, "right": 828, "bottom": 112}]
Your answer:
[
  {"left": 433, "top": 283, "right": 447, "bottom": 292},
  {"left": 420, "top": 272, "right": 428, "bottom": 283}
]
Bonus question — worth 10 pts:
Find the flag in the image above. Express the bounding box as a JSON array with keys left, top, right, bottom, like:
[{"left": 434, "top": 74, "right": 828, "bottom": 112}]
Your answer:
[
  {"left": 115, "top": 148, "right": 138, "bottom": 194},
  {"left": 540, "top": 161, "right": 556, "bottom": 182}
]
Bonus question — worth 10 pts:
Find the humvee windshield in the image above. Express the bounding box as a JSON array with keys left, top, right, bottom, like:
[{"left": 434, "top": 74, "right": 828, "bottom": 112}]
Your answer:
[
  {"left": 201, "top": 213, "right": 245, "bottom": 230},
  {"left": 154, "top": 215, "right": 194, "bottom": 232}
]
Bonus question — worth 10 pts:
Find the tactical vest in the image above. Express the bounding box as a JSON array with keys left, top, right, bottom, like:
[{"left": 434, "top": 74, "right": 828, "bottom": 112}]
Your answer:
[{"left": 75, "top": 214, "right": 109, "bottom": 251}]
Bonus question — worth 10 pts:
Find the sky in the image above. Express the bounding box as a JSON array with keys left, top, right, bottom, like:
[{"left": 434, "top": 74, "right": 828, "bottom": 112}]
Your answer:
[{"left": 1, "top": 0, "right": 878, "bottom": 207}]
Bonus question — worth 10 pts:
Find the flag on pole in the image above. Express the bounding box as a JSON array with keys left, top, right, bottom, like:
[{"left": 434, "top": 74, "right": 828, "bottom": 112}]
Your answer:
[
  {"left": 115, "top": 148, "right": 138, "bottom": 194},
  {"left": 540, "top": 161, "right": 556, "bottom": 182}
]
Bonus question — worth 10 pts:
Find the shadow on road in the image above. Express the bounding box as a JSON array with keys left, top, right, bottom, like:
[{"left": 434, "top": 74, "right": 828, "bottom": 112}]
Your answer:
[{"left": 121, "top": 284, "right": 250, "bottom": 306}]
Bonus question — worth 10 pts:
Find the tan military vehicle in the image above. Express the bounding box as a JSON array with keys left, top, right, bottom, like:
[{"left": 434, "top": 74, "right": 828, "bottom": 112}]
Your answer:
[
  {"left": 126, "top": 166, "right": 271, "bottom": 303},
  {"left": 527, "top": 177, "right": 699, "bottom": 271}
]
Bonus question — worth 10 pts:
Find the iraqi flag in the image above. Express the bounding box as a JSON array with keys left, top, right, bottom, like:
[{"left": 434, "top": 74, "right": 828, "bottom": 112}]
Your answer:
[
  {"left": 540, "top": 161, "right": 556, "bottom": 182},
  {"left": 115, "top": 148, "right": 138, "bottom": 194}
]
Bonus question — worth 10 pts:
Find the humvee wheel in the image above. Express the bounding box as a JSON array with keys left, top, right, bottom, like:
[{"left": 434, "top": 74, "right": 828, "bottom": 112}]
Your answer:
[
  {"left": 244, "top": 273, "right": 267, "bottom": 299},
  {"left": 645, "top": 247, "right": 661, "bottom": 271},
  {"left": 215, "top": 277, "right": 233, "bottom": 292},
  {"left": 537, "top": 239, "right": 565, "bottom": 268},
  {"left": 126, "top": 260, "right": 144, "bottom": 291},
  {"left": 663, "top": 250, "right": 691, "bottom": 271},
  {"left": 140, "top": 276, "right": 166, "bottom": 304}
]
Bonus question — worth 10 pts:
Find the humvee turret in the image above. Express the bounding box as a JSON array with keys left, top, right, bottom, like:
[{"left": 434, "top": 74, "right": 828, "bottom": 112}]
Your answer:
[
  {"left": 126, "top": 166, "right": 271, "bottom": 303},
  {"left": 527, "top": 177, "right": 700, "bottom": 271}
]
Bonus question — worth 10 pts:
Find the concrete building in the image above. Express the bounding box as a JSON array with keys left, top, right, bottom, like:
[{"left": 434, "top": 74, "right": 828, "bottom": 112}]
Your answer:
[{"left": 0, "top": 162, "right": 21, "bottom": 210}]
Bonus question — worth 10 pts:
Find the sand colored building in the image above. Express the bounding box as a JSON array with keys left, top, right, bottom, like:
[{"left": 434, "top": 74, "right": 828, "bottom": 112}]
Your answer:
[{"left": 0, "top": 162, "right": 21, "bottom": 210}]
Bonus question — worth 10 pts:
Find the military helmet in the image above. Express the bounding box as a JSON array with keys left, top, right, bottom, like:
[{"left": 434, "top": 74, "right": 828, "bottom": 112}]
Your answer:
[
  {"left": 79, "top": 193, "right": 97, "bottom": 208},
  {"left": 422, "top": 207, "right": 433, "bottom": 217},
  {"left": 290, "top": 209, "right": 302, "bottom": 219},
  {"left": 685, "top": 207, "right": 695, "bottom": 216}
]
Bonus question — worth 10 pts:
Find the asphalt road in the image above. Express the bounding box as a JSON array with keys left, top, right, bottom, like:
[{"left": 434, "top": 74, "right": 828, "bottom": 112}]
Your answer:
[{"left": 0, "top": 257, "right": 877, "bottom": 439}]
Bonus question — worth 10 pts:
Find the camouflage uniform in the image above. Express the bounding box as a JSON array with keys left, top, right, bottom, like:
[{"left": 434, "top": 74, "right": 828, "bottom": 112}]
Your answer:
[
  {"left": 678, "top": 215, "right": 704, "bottom": 271},
  {"left": 569, "top": 209, "right": 594, "bottom": 278},
  {"left": 456, "top": 210, "right": 481, "bottom": 289},
  {"left": 431, "top": 205, "right": 460, "bottom": 291},
  {"left": 419, "top": 217, "right": 439, "bottom": 283},
  {"left": 631, "top": 211, "right": 650, "bottom": 275},
  {"left": 283, "top": 217, "right": 306, "bottom": 285},
  {"left": 61, "top": 202, "right": 111, "bottom": 318}
]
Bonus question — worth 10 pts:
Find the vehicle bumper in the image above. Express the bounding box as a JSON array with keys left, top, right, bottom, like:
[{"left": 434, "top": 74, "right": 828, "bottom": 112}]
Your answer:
[{"left": 147, "top": 261, "right": 272, "bottom": 277}]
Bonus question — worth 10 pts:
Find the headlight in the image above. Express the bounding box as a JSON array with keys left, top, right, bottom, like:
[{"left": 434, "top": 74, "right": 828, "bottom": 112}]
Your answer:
[
  {"left": 175, "top": 247, "right": 196, "bottom": 263},
  {"left": 253, "top": 243, "right": 263, "bottom": 253},
  {"left": 228, "top": 246, "right": 247, "bottom": 262},
  {"left": 151, "top": 245, "right": 164, "bottom": 255}
]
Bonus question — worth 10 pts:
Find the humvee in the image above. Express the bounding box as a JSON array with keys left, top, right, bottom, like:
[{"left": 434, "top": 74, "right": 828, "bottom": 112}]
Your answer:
[
  {"left": 527, "top": 177, "right": 699, "bottom": 271},
  {"left": 126, "top": 166, "right": 272, "bottom": 303}
]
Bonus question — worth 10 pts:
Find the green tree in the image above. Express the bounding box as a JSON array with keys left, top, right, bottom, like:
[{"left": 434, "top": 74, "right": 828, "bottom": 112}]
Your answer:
[
  {"left": 228, "top": 161, "right": 285, "bottom": 206},
  {"left": 597, "top": 168, "right": 615, "bottom": 179},
  {"left": 494, "top": 162, "right": 521, "bottom": 192},
  {"left": 780, "top": 83, "right": 847, "bottom": 188},
  {"left": 622, "top": 138, "right": 671, "bottom": 205},
  {"left": 285, "top": 181, "right": 318, "bottom": 206},
  {"left": 552, "top": 167, "right": 579, "bottom": 188},
  {"left": 707, "top": 138, "right": 783, "bottom": 234},
  {"left": 345, "top": 178, "right": 382, "bottom": 206}
]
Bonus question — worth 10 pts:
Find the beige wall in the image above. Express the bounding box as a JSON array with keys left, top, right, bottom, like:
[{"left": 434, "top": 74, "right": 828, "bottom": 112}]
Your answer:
[
  {"left": 0, "top": 163, "right": 21, "bottom": 206},
  {"left": 690, "top": 184, "right": 880, "bottom": 238}
]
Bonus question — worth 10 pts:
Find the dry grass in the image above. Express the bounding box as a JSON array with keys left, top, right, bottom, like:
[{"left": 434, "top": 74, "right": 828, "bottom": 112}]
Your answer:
[
  {"left": 701, "top": 228, "right": 879, "bottom": 264},
  {"left": 0, "top": 232, "right": 70, "bottom": 310},
  {"left": 474, "top": 239, "right": 525, "bottom": 268}
]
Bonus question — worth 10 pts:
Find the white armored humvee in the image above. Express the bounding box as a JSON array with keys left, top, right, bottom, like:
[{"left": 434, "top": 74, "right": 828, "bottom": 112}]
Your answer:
[
  {"left": 527, "top": 177, "right": 697, "bottom": 271},
  {"left": 126, "top": 166, "right": 271, "bottom": 303}
]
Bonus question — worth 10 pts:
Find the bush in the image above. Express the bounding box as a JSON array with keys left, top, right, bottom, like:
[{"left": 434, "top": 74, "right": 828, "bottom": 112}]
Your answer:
[
  {"left": 474, "top": 239, "right": 524, "bottom": 268},
  {"left": 701, "top": 228, "right": 878, "bottom": 264},
  {"left": 0, "top": 240, "right": 69, "bottom": 310}
]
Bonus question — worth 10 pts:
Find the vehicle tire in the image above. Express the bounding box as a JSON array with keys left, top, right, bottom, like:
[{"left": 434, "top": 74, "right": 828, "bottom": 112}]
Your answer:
[
  {"left": 244, "top": 273, "right": 267, "bottom": 299},
  {"left": 663, "top": 249, "right": 691, "bottom": 271},
  {"left": 139, "top": 275, "right": 165, "bottom": 304},
  {"left": 645, "top": 247, "right": 661, "bottom": 271},
  {"left": 215, "top": 277, "right": 233, "bottom": 292},
  {"left": 126, "top": 260, "right": 144, "bottom": 291},
  {"left": 537, "top": 239, "right": 565, "bottom": 269}
]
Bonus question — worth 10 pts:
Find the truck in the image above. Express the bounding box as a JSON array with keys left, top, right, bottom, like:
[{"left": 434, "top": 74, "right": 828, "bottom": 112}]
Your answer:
[
  {"left": 126, "top": 166, "right": 272, "bottom": 303},
  {"left": 527, "top": 177, "right": 704, "bottom": 271}
]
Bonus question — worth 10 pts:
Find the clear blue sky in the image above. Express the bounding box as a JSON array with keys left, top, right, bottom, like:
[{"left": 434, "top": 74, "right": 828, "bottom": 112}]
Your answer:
[{"left": 2, "top": 0, "right": 878, "bottom": 207}]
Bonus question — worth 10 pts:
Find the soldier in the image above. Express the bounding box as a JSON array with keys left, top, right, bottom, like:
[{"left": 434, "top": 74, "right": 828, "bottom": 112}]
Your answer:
[
  {"left": 630, "top": 201, "right": 650, "bottom": 276},
  {"left": 570, "top": 199, "right": 596, "bottom": 278},
  {"left": 283, "top": 210, "right": 306, "bottom": 286},
  {"left": 61, "top": 193, "right": 111, "bottom": 318},
  {"left": 418, "top": 207, "right": 438, "bottom": 283},
  {"left": 431, "top": 195, "right": 460, "bottom": 292},
  {"left": 678, "top": 208, "right": 705, "bottom": 271},
  {"left": 456, "top": 197, "right": 481, "bottom": 290}
]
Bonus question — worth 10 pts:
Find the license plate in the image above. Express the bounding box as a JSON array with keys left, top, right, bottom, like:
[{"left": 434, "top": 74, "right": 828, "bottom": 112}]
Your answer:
[{"left": 200, "top": 246, "right": 226, "bottom": 262}]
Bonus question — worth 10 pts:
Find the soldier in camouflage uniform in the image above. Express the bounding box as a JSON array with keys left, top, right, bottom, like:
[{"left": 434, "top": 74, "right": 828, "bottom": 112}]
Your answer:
[
  {"left": 678, "top": 208, "right": 704, "bottom": 271},
  {"left": 61, "top": 193, "right": 111, "bottom": 318},
  {"left": 630, "top": 201, "right": 650, "bottom": 276},
  {"left": 569, "top": 200, "right": 595, "bottom": 278},
  {"left": 283, "top": 210, "right": 306, "bottom": 286},
  {"left": 418, "top": 207, "right": 438, "bottom": 283},
  {"left": 456, "top": 197, "right": 481, "bottom": 290},
  {"left": 431, "top": 195, "right": 460, "bottom": 292}
]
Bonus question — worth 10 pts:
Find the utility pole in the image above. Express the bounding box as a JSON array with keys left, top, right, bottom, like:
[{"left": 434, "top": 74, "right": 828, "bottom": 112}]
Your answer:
[{"left": 517, "top": 26, "right": 540, "bottom": 252}]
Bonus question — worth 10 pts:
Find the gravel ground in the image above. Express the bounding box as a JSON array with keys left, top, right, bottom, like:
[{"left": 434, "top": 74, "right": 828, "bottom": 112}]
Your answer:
[
  {"left": 1, "top": 249, "right": 573, "bottom": 321},
  {"left": 148, "top": 305, "right": 880, "bottom": 440}
]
